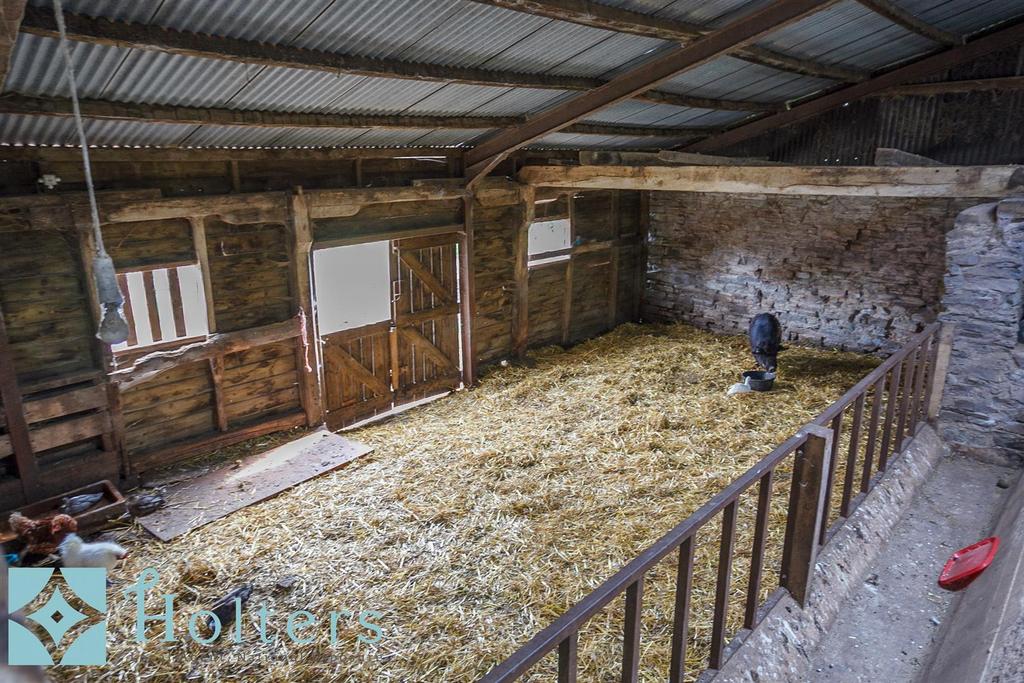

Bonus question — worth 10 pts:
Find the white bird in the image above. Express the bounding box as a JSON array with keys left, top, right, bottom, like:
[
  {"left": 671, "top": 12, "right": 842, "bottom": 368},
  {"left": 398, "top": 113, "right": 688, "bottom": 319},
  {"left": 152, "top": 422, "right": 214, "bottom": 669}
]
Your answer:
[{"left": 58, "top": 534, "right": 127, "bottom": 571}]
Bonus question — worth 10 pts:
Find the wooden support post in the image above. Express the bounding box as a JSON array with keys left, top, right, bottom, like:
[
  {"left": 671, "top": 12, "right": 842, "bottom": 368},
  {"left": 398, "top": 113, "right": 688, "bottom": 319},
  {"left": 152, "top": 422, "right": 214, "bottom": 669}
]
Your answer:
[
  {"left": 561, "top": 194, "right": 576, "bottom": 345},
  {"left": 780, "top": 424, "right": 833, "bottom": 606},
  {"left": 209, "top": 355, "right": 228, "bottom": 432},
  {"left": 607, "top": 247, "right": 620, "bottom": 330},
  {"left": 288, "top": 189, "right": 324, "bottom": 427},
  {"left": 229, "top": 160, "right": 241, "bottom": 192},
  {"left": 189, "top": 216, "right": 217, "bottom": 334},
  {"left": 0, "top": 308, "right": 40, "bottom": 500},
  {"left": 459, "top": 196, "right": 476, "bottom": 386},
  {"left": 561, "top": 260, "right": 575, "bottom": 346},
  {"left": 606, "top": 190, "right": 621, "bottom": 329},
  {"left": 513, "top": 186, "right": 535, "bottom": 357},
  {"left": 354, "top": 158, "right": 364, "bottom": 187},
  {"left": 634, "top": 191, "right": 649, "bottom": 321},
  {"left": 927, "top": 323, "right": 955, "bottom": 422},
  {"left": 106, "top": 382, "right": 131, "bottom": 483},
  {"left": 69, "top": 201, "right": 128, "bottom": 483}
]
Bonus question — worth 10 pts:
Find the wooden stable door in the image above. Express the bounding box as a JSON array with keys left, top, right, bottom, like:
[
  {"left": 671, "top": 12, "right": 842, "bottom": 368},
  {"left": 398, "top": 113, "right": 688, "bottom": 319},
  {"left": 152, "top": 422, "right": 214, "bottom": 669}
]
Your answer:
[
  {"left": 319, "top": 234, "right": 462, "bottom": 430},
  {"left": 391, "top": 233, "right": 462, "bottom": 404}
]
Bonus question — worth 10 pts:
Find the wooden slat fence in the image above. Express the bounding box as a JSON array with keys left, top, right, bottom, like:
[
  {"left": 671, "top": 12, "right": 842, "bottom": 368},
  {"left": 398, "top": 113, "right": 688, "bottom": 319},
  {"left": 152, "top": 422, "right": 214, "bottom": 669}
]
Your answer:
[{"left": 481, "top": 321, "right": 950, "bottom": 682}]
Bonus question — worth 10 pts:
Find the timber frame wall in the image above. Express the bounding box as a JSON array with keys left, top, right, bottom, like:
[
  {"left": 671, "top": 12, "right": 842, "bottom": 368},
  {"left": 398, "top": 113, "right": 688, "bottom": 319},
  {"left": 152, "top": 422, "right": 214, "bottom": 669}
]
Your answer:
[{"left": 0, "top": 167, "right": 644, "bottom": 510}]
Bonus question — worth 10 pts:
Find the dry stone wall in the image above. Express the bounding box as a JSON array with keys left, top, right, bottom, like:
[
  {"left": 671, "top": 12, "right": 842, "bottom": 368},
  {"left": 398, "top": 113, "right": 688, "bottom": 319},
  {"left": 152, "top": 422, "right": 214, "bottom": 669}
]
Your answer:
[
  {"left": 940, "top": 198, "right": 1024, "bottom": 466},
  {"left": 645, "top": 192, "right": 976, "bottom": 353}
]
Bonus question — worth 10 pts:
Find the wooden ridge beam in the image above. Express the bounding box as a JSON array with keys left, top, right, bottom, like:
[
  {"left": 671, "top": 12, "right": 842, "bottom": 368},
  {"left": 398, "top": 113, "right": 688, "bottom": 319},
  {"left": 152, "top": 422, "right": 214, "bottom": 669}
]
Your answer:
[
  {"left": 467, "top": 0, "right": 865, "bottom": 83},
  {"left": 0, "top": 93, "right": 724, "bottom": 140},
  {"left": 854, "top": 0, "right": 962, "bottom": 45},
  {"left": 464, "top": 0, "right": 838, "bottom": 181},
  {"left": 683, "top": 19, "right": 1024, "bottom": 154},
  {"left": 18, "top": 7, "right": 774, "bottom": 114},
  {"left": 517, "top": 163, "right": 1024, "bottom": 197}
]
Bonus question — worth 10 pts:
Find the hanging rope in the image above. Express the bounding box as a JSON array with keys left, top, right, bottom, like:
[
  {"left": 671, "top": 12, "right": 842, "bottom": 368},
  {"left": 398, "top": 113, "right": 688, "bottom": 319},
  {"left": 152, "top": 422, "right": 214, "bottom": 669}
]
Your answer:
[{"left": 52, "top": 0, "right": 129, "bottom": 344}]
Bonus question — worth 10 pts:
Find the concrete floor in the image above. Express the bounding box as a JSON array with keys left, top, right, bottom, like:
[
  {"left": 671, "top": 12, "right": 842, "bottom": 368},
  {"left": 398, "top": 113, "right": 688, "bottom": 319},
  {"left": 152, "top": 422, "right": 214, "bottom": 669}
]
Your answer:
[{"left": 802, "top": 455, "right": 1017, "bottom": 683}]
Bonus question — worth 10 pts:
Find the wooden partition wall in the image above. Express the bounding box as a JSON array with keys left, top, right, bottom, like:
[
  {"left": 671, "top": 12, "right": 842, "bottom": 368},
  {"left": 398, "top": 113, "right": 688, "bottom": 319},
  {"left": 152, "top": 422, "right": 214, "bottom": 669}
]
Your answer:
[{"left": 0, "top": 179, "right": 646, "bottom": 507}]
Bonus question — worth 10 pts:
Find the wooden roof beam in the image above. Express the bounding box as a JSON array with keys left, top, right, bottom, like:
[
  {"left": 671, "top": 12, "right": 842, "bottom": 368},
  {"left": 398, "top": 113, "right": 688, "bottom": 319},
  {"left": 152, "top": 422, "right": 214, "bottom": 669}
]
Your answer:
[
  {"left": 683, "top": 18, "right": 1024, "bottom": 154},
  {"left": 518, "top": 163, "right": 1024, "bottom": 198},
  {"left": 18, "top": 7, "right": 775, "bottom": 114},
  {"left": 0, "top": 145, "right": 587, "bottom": 163},
  {"left": 854, "top": 0, "right": 962, "bottom": 45},
  {"left": 0, "top": 93, "right": 723, "bottom": 139},
  {"left": 463, "top": 0, "right": 839, "bottom": 181},
  {"left": 467, "top": 0, "right": 869, "bottom": 82}
]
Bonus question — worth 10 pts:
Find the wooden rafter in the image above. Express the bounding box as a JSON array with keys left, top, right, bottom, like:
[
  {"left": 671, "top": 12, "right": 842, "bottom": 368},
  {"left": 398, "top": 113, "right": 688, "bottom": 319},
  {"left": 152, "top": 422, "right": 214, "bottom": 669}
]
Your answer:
[
  {"left": 855, "top": 0, "right": 962, "bottom": 45},
  {"left": 467, "top": 0, "right": 866, "bottom": 83},
  {"left": 18, "top": 7, "right": 775, "bottom": 114},
  {"left": 683, "top": 19, "right": 1024, "bottom": 153},
  {"left": 517, "top": 163, "right": 1024, "bottom": 197},
  {"left": 0, "top": 145, "right": 583, "bottom": 163},
  {"left": 463, "top": 0, "right": 838, "bottom": 181},
  {"left": 0, "top": 93, "right": 723, "bottom": 140}
]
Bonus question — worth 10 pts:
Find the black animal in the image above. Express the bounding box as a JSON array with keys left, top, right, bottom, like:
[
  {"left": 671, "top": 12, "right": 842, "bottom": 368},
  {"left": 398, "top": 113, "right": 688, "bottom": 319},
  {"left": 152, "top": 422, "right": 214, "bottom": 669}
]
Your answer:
[{"left": 748, "top": 313, "right": 783, "bottom": 372}]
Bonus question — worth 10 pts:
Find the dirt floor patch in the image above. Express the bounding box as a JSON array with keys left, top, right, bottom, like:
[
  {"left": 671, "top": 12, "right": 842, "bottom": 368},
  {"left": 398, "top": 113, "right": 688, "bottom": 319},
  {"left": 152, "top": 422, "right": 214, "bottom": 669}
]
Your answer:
[{"left": 66, "top": 323, "right": 879, "bottom": 682}]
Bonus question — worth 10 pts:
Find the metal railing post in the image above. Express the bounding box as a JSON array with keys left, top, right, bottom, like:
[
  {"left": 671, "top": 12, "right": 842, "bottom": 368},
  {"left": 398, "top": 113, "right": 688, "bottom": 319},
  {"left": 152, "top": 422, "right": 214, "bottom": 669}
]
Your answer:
[{"left": 780, "top": 424, "right": 833, "bottom": 607}]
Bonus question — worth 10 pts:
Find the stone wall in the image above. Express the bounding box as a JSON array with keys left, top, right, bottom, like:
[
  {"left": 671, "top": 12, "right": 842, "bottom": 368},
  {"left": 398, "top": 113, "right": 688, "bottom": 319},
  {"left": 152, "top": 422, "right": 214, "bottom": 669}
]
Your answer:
[
  {"left": 940, "top": 198, "right": 1024, "bottom": 467},
  {"left": 645, "top": 192, "right": 975, "bottom": 353}
]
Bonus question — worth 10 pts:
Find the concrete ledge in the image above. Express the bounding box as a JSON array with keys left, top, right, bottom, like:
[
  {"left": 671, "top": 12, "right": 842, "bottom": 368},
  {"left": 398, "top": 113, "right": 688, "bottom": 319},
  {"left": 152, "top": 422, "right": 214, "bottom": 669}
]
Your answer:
[
  {"left": 713, "top": 424, "right": 948, "bottom": 682},
  {"left": 920, "top": 463, "right": 1024, "bottom": 682}
]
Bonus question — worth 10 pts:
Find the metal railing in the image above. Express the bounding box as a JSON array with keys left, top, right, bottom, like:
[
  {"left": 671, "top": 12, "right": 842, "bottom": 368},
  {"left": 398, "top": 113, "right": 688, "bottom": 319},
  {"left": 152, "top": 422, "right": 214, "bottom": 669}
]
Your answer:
[{"left": 480, "top": 321, "right": 951, "bottom": 683}]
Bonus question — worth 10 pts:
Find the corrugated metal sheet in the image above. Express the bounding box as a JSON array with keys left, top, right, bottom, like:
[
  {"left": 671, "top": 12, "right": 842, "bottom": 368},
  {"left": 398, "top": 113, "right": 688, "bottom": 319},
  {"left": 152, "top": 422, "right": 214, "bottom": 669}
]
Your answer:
[
  {"left": 470, "top": 88, "right": 574, "bottom": 116},
  {"left": 229, "top": 68, "right": 369, "bottom": 113},
  {"left": 900, "top": 0, "right": 1024, "bottom": 36},
  {"left": 592, "top": 0, "right": 776, "bottom": 27},
  {"left": 0, "top": 113, "right": 198, "bottom": 146},
  {"left": 720, "top": 89, "right": 1024, "bottom": 166},
  {"left": 406, "top": 128, "right": 491, "bottom": 146},
  {"left": 269, "top": 127, "right": 373, "bottom": 147},
  {"left": 11, "top": 0, "right": 1024, "bottom": 154},
  {"left": 403, "top": 83, "right": 514, "bottom": 117},
  {"left": 581, "top": 100, "right": 748, "bottom": 127},
  {"left": 532, "top": 131, "right": 690, "bottom": 149},
  {"left": 756, "top": 0, "right": 936, "bottom": 71},
  {"left": 659, "top": 56, "right": 837, "bottom": 103},
  {"left": 102, "top": 50, "right": 256, "bottom": 108},
  {"left": 5, "top": 33, "right": 128, "bottom": 97}
]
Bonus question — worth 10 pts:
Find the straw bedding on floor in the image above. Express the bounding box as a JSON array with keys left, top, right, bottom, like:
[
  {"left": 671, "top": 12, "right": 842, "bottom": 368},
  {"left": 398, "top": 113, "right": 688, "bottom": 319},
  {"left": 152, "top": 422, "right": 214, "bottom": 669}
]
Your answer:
[{"left": 64, "top": 322, "right": 879, "bottom": 682}]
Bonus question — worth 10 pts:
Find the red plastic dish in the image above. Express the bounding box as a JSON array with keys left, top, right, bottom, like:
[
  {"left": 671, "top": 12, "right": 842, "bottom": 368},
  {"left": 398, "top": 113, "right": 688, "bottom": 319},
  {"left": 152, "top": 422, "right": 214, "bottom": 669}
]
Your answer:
[{"left": 938, "top": 536, "right": 1000, "bottom": 591}]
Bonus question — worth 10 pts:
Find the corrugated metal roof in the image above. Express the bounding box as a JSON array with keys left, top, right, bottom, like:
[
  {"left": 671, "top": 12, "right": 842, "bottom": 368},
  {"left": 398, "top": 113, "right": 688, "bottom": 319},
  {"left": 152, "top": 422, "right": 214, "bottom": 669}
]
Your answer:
[
  {"left": 901, "top": 0, "right": 1024, "bottom": 36},
  {"left": 0, "top": 113, "right": 198, "bottom": 146},
  {"left": 581, "top": 100, "right": 748, "bottom": 127},
  {"left": 532, "top": 131, "right": 690, "bottom": 148},
  {"left": 592, "top": 0, "right": 776, "bottom": 27},
  {"left": 756, "top": 0, "right": 937, "bottom": 71},
  {"left": 5, "top": 33, "right": 127, "bottom": 96},
  {"left": 10, "top": 0, "right": 1024, "bottom": 152},
  {"left": 658, "top": 56, "right": 837, "bottom": 103}
]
